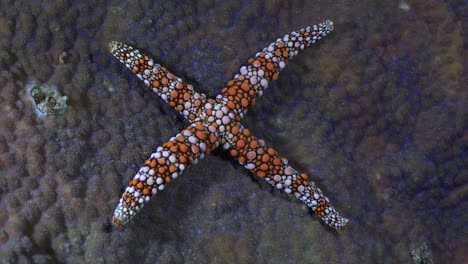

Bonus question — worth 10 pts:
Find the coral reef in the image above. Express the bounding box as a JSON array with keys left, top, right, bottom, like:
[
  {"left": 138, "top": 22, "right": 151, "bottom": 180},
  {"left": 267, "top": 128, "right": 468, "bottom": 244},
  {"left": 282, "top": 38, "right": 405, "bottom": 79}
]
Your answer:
[{"left": 0, "top": 0, "right": 465, "bottom": 263}]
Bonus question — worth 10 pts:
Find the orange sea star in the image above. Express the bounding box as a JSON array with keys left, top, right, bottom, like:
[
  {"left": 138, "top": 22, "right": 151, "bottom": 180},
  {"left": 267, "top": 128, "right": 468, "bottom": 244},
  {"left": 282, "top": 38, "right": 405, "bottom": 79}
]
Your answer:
[{"left": 108, "top": 20, "right": 349, "bottom": 230}]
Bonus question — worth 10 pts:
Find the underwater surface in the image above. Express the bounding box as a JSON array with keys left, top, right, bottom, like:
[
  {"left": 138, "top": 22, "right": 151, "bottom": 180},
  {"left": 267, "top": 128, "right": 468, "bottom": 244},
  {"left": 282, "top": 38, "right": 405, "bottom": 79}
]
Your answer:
[{"left": 0, "top": 0, "right": 466, "bottom": 263}]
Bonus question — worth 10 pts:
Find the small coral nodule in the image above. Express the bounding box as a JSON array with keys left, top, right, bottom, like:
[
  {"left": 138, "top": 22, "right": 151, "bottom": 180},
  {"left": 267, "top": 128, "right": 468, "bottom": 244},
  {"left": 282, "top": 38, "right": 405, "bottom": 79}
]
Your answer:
[{"left": 26, "top": 82, "right": 68, "bottom": 117}]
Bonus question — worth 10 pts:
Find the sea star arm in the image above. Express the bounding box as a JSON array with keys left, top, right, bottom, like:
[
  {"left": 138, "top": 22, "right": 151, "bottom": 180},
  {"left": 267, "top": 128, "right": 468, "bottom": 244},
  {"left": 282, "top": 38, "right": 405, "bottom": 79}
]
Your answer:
[
  {"left": 223, "top": 123, "right": 349, "bottom": 230},
  {"left": 217, "top": 20, "right": 334, "bottom": 118},
  {"left": 108, "top": 41, "right": 206, "bottom": 121},
  {"left": 112, "top": 121, "right": 219, "bottom": 227}
]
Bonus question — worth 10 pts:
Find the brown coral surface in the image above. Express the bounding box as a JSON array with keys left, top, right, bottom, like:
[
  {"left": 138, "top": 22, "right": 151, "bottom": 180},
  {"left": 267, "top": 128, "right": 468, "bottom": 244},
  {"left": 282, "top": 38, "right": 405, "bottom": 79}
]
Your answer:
[{"left": 0, "top": 0, "right": 466, "bottom": 263}]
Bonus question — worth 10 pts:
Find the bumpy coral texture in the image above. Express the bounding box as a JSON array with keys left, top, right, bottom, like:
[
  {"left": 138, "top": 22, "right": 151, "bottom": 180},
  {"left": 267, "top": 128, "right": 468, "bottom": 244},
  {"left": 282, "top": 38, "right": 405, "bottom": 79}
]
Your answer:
[{"left": 0, "top": 0, "right": 466, "bottom": 263}]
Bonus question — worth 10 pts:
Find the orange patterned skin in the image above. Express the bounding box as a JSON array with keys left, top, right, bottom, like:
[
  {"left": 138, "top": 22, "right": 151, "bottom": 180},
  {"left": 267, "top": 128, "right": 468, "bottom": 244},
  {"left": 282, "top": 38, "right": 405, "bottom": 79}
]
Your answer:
[{"left": 109, "top": 20, "right": 349, "bottom": 230}]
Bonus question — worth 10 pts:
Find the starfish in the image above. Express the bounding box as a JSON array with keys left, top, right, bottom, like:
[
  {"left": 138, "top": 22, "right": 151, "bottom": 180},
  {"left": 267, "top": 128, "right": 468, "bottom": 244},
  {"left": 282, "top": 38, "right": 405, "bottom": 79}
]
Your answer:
[{"left": 108, "top": 20, "right": 349, "bottom": 230}]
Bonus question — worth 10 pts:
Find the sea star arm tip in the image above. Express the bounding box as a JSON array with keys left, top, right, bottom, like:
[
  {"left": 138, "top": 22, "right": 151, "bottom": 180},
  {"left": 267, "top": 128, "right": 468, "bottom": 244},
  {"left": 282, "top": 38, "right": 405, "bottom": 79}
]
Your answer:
[
  {"left": 107, "top": 40, "right": 120, "bottom": 54},
  {"left": 111, "top": 122, "right": 217, "bottom": 227},
  {"left": 218, "top": 20, "right": 335, "bottom": 118},
  {"left": 225, "top": 123, "right": 349, "bottom": 230},
  {"left": 108, "top": 41, "right": 207, "bottom": 121}
]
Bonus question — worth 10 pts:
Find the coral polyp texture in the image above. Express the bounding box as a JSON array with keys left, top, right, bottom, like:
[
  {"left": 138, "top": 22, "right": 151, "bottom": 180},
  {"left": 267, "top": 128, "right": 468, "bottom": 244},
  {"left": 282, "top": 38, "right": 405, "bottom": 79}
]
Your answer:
[{"left": 109, "top": 20, "right": 350, "bottom": 230}]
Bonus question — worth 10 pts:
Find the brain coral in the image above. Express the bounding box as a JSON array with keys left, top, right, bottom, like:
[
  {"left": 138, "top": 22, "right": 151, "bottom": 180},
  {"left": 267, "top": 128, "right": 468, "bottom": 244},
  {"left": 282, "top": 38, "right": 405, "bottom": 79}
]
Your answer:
[{"left": 0, "top": 0, "right": 466, "bottom": 263}]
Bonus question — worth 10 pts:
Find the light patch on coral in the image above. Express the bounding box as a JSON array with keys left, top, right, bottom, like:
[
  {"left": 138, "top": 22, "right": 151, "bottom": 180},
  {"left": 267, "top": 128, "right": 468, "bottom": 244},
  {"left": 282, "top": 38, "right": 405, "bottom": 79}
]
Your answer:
[{"left": 25, "top": 82, "right": 68, "bottom": 117}]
